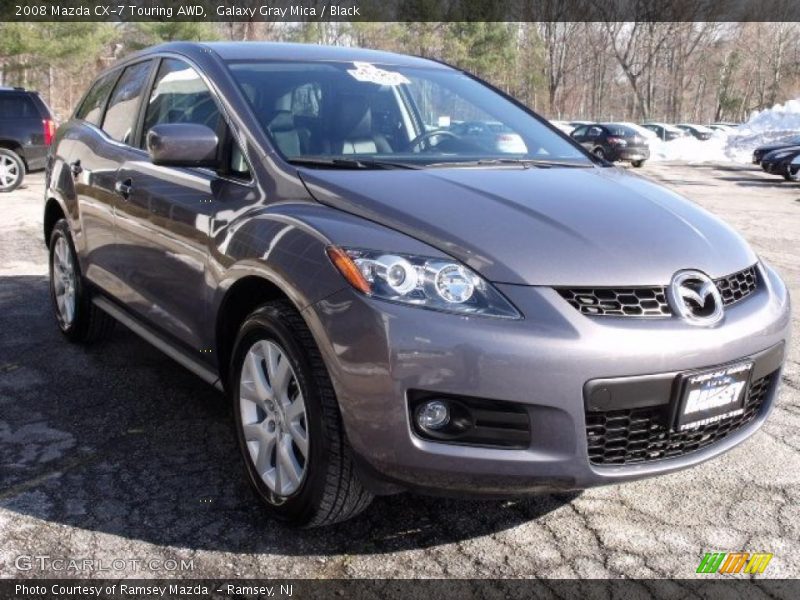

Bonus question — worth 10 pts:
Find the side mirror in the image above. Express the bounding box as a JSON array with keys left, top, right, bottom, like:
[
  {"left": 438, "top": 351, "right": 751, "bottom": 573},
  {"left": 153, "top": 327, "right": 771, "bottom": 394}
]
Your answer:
[{"left": 146, "top": 123, "right": 219, "bottom": 168}]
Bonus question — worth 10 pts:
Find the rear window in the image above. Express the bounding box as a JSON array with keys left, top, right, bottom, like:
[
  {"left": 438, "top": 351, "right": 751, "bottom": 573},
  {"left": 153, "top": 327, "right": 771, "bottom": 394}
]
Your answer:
[
  {"left": 604, "top": 124, "right": 638, "bottom": 137},
  {"left": 75, "top": 71, "right": 119, "bottom": 126},
  {"left": 0, "top": 94, "right": 38, "bottom": 118}
]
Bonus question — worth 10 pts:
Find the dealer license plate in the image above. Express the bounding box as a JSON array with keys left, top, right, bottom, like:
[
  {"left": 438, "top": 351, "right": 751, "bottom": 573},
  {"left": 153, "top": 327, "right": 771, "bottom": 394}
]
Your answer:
[{"left": 676, "top": 361, "right": 752, "bottom": 431}]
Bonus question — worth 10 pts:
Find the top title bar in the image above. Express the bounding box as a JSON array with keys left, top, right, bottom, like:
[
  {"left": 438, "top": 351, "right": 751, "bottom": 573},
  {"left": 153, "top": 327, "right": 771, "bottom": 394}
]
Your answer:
[{"left": 4, "top": 0, "right": 800, "bottom": 22}]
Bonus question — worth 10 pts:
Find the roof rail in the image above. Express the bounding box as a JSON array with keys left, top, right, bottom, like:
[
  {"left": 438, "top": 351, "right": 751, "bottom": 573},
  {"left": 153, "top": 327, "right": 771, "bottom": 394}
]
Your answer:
[{"left": 0, "top": 86, "right": 26, "bottom": 91}]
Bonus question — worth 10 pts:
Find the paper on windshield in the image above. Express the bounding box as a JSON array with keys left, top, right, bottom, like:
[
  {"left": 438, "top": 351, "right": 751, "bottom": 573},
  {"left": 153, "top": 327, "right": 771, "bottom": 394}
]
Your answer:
[{"left": 347, "top": 62, "right": 410, "bottom": 86}]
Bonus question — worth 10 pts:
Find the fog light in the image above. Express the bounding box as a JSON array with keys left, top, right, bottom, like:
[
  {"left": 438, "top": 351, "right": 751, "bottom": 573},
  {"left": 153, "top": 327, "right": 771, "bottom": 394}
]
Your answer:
[{"left": 416, "top": 400, "right": 450, "bottom": 430}]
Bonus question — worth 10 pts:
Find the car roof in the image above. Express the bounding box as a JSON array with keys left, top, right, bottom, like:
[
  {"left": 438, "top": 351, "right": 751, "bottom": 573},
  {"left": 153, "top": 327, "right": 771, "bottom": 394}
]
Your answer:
[
  {"left": 645, "top": 122, "right": 683, "bottom": 131},
  {"left": 125, "top": 41, "right": 448, "bottom": 70},
  {"left": 0, "top": 86, "right": 36, "bottom": 94}
]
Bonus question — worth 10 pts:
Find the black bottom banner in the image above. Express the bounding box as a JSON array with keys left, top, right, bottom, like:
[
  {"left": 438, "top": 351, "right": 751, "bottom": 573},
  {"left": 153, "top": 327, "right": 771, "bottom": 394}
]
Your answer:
[{"left": 1, "top": 579, "right": 798, "bottom": 600}]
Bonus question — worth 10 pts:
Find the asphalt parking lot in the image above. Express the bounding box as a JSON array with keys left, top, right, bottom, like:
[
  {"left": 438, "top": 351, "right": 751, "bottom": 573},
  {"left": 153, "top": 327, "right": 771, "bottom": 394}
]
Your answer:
[{"left": 1, "top": 163, "right": 798, "bottom": 580}]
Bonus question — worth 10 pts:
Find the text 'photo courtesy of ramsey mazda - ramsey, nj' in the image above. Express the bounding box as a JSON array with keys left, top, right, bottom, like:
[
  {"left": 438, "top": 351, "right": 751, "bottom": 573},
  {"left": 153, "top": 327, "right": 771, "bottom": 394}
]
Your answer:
[{"left": 44, "top": 42, "right": 790, "bottom": 527}]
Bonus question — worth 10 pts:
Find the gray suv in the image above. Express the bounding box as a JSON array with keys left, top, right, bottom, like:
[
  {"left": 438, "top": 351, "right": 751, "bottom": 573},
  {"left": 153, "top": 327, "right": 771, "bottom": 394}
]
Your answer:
[{"left": 45, "top": 42, "right": 791, "bottom": 527}]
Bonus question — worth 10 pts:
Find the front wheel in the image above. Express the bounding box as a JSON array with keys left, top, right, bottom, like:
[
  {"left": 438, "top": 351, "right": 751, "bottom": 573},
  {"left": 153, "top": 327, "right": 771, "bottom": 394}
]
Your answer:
[
  {"left": 0, "top": 148, "right": 25, "bottom": 193},
  {"left": 592, "top": 147, "right": 607, "bottom": 160},
  {"left": 230, "top": 300, "right": 373, "bottom": 527},
  {"left": 631, "top": 160, "right": 645, "bottom": 168}
]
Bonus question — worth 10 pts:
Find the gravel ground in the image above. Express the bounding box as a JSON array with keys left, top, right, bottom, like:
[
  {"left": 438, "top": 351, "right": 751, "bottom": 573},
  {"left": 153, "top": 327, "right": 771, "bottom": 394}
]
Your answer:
[{"left": 0, "top": 164, "right": 798, "bottom": 580}]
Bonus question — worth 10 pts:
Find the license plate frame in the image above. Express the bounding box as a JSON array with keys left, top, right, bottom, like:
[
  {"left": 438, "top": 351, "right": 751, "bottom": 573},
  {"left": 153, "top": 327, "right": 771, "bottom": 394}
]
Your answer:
[{"left": 674, "top": 361, "right": 753, "bottom": 431}]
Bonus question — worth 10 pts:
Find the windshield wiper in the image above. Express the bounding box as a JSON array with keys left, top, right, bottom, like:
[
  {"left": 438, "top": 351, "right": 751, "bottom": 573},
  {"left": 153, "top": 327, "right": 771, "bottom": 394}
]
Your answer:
[
  {"left": 288, "top": 157, "right": 421, "bottom": 170},
  {"left": 425, "top": 158, "right": 592, "bottom": 169}
]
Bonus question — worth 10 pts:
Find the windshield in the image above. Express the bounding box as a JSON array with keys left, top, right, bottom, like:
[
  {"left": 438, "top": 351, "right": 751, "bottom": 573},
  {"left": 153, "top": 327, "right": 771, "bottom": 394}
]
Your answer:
[{"left": 227, "top": 61, "right": 590, "bottom": 168}]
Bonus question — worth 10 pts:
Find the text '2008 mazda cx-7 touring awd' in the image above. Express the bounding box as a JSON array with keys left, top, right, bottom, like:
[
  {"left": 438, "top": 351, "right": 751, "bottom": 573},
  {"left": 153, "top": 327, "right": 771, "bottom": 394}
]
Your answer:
[{"left": 45, "top": 42, "right": 790, "bottom": 526}]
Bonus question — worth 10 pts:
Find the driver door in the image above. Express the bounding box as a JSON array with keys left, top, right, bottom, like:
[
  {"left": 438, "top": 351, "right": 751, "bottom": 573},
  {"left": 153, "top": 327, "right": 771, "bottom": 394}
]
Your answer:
[{"left": 113, "top": 57, "right": 251, "bottom": 353}]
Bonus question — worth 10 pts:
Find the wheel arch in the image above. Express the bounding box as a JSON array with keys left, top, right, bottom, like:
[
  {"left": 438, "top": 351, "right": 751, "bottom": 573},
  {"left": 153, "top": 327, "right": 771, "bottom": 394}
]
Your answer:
[
  {"left": 214, "top": 273, "right": 298, "bottom": 389},
  {"left": 43, "top": 197, "right": 67, "bottom": 248}
]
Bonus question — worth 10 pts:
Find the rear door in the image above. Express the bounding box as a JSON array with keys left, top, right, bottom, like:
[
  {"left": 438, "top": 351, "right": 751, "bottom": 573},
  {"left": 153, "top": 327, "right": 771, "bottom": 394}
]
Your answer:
[
  {"left": 113, "top": 57, "right": 253, "bottom": 353},
  {"left": 570, "top": 125, "right": 590, "bottom": 149},
  {"left": 585, "top": 125, "right": 604, "bottom": 151},
  {"left": 69, "top": 60, "right": 154, "bottom": 292}
]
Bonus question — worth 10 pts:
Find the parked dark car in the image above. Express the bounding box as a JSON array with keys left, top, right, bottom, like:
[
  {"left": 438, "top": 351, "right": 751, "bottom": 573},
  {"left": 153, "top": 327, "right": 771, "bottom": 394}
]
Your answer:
[
  {"left": 0, "top": 86, "right": 55, "bottom": 192},
  {"left": 760, "top": 146, "right": 800, "bottom": 179},
  {"left": 640, "top": 122, "right": 687, "bottom": 142},
  {"left": 448, "top": 120, "right": 527, "bottom": 153},
  {"left": 752, "top": 135, "right": 800, "bottom": 164},
  {"left": 45, "top": 42, "right": 789, "bottom": 527},
  {"left": 676, "top": 124, "right": 714, "bottom": 141},
  {"left": 708, "top": 123, "right": 736, "bottom": 133},
  {"left": 570, "top": 123, "right": 649, "bottom": 166}
]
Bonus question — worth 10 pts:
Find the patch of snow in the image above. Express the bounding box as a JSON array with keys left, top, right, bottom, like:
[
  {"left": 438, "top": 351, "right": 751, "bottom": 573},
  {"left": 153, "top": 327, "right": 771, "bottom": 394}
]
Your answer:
[{"left": 647, "top": 99, "right": 800, "bottom": 163}]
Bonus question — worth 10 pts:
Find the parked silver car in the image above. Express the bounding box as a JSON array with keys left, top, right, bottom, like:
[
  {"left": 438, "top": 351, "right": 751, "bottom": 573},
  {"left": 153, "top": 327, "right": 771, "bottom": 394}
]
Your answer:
[{"left": 45, "top": 42, "right": 790, "bottom": 526}]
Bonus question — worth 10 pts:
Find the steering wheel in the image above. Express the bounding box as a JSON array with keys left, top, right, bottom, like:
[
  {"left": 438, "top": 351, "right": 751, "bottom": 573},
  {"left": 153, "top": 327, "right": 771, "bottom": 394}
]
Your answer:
[{"left": 405, "top": 129, "right": 459, "bottom": 152}]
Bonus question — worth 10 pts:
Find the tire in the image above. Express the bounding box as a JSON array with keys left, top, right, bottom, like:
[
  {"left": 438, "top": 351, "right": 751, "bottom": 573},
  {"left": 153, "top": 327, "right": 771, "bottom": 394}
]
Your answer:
[
  {"left": 230, "top": 300, "right": 373, "bottom": 527},
  {"left": 48, "top": 219, "right": 115, "bottom": 343},
  {"left": 782, "top": 171, "right": 793, "bottom": 181},
  {"left": 0, "top": 148, "right": 25, "bottom": 193},
  {"left": 592, "top": 147, "right": 606, "bottom": 160},
  {"left": 631, "top": 160, "right": 645, "bottom": 168}
]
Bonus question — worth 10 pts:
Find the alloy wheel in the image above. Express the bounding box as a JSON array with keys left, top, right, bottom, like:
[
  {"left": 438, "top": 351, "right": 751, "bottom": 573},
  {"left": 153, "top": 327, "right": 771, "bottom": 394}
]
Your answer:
[
  {"left": 0, "top": 154, "right": 21, "bottom": 190},
  {"left": 239, "top": 339, "right": 309, "bottom": 497},
  {"left": 52, "top": 236, "right": 77, "bottom": 326}
]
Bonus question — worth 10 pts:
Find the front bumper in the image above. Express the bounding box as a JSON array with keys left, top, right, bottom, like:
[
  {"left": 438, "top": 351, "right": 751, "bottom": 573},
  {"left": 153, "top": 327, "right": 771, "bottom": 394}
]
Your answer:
[
  {"left": 303, "top": 263, "right": 790, "bottom": 496},
  {"left": 764, "top": 161, "right": 791, "bottom": 175}
]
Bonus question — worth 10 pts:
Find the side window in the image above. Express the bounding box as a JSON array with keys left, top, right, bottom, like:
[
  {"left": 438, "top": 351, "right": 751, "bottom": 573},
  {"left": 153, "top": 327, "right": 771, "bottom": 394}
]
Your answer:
[
  {"left": 75, "top": 71, "right": 118, "bottom": 126},
  {"left": 587, "top": 126, "right": 603, "bottom": 138},
  {"left": 572, "top": 126, "right": 588, "bottom": 137},
  {"left": 101, "top": 61, "right": 152, "bottom": 145},
  {"left": 0, "top": 94, "right": 37, "bottom": 117},
  {"left": 141, "top": 58, "right": 222, "bottom": 141},
  {"left": 143, "top": 59, "right": 249, "bottom": 180}
]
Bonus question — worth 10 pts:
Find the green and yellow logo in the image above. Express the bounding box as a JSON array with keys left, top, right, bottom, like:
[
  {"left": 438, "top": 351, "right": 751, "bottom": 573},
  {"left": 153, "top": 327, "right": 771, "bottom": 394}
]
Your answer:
[{"left": 696, "top": 552, "right": 773, "bottom": 574}]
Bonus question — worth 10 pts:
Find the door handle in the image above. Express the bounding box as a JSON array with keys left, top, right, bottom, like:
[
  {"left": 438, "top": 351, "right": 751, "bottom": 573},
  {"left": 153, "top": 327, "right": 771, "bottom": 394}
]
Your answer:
[
  {"left": 114, "top": 178, "right": 133, "bottom": 200},
  {"left": 69, "top": 160, "right": 82, "bottom": 177}
]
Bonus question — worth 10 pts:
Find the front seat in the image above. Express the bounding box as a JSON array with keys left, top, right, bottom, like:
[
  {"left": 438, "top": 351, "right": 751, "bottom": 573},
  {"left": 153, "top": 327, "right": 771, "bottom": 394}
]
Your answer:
[
  {"left": 329, "top": 96, "right": 392, "bottom": 155},
  {"left": 266, "top": 110, "right": 302, "bottom": 157}
]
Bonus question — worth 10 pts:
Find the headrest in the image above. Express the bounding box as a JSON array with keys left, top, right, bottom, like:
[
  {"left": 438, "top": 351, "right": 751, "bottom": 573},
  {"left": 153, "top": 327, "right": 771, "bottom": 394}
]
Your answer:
[
  {"left": 267, "top": 111, "right": 295, "bottom": 133},
  {"left": 334, "top": 95, "right": 372, "bottom": 139}
]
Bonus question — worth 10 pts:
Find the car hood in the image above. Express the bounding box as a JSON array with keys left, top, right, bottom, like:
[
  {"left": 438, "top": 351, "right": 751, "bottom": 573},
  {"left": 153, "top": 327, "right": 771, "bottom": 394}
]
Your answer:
[
  {"left": 757, "top": 142, "right": 799, "bottom": 154},
  {"left": 299, "top": 166, "right": 755, "bottom": 286},
  {"left": 763, "top": 145, "right": 800, "bottom": 160}
]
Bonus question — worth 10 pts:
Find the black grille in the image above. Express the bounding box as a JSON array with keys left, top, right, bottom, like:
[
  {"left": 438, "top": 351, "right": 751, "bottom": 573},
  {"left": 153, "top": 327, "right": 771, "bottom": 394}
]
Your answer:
[
  {"left": 586, "top": 372, "right": 773, "bottom": 465},
  {"left": 716, "top": 266, "right": 758, "bottom": 306},
  {"left": 557, "top": 287, "right": 670, "bottom": 317},
  {"left": 557, "top": 265, "right": 758, "bottom": 317}
]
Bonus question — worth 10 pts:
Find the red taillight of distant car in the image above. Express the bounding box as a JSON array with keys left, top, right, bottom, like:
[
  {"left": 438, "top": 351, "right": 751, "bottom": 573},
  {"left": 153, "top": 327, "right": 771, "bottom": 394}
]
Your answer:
[
  {"left": 43, "top": 119, "right": 56, "bottom": 146},
  {"left": 607, "top": 136, "right": 626, "bottom": 145}
]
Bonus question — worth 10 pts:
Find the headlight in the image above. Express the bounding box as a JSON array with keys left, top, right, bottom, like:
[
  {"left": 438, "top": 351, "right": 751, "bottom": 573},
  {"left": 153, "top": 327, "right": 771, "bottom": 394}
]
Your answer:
[{"left": 326, "top": 247, "right": 520, "bottom": 319}]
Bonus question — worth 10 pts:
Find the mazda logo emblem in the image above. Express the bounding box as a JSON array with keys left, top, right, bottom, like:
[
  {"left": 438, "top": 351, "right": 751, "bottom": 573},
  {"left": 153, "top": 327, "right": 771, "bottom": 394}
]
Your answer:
[{"left": 667, "top": 270, "right": 724, "bottom": 326}]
